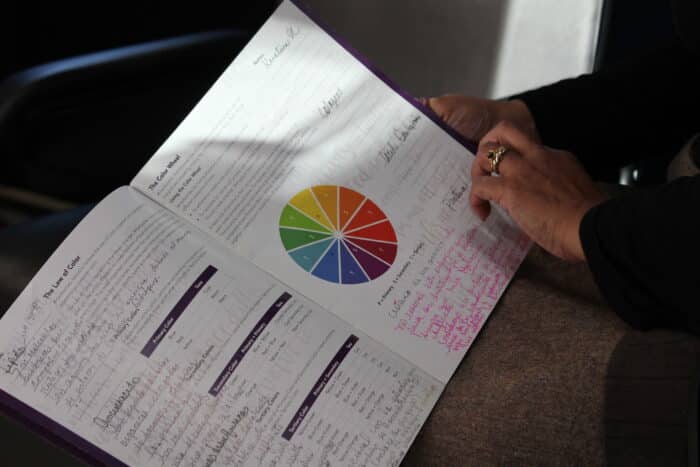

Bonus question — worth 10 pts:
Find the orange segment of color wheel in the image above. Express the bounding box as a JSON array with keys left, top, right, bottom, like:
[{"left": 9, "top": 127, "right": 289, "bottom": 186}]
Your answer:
[
  {"left": 338, "top": 187, "right": 365, "bottom": 230},
  {"left": 311, "top": 185, "right": 339, "bottom": 229}
]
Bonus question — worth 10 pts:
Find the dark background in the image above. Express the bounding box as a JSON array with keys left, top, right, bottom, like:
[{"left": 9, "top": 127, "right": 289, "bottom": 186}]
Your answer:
[
  {"left": 596, "top": 0, "right": 675, "bottom": 69},
  {"left": 1, "top": 3, "right": 276, "bottom": 79},
  {"left": 0, "top": 0, "right": 679, "bottom": 210}
]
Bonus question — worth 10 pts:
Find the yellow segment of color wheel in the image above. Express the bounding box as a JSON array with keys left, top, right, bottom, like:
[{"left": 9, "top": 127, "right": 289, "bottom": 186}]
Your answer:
[{"left": 288, "top": 188, "right": 335, "bottom": 230}]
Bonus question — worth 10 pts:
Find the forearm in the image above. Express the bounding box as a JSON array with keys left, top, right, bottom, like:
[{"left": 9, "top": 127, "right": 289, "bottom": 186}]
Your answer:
[{"left": 580, "top": 175, "right": 700, "bottom": 333}]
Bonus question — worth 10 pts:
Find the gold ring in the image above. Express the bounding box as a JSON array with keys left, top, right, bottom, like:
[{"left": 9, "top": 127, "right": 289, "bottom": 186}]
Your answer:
[{"left": 487, "top": 146, "right": 508, "bottom": 175}]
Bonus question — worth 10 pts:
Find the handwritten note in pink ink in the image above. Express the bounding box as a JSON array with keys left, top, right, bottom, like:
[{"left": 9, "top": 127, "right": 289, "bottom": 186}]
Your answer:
[{"left": 395, "top": 215, "right": 531, "bottom": 354}]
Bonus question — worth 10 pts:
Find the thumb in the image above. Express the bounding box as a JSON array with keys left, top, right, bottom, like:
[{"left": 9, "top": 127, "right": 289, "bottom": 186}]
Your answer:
[
  {"left": 424, "top": 96, "right": 451, "bottom": 118},
  {"left": 428, "top": 95, "right": 492, "bottom": 142}
]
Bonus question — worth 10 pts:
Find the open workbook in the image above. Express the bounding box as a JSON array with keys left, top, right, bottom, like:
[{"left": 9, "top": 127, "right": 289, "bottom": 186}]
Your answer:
[{"left": 0, "top": 1, "right": 530, "bottom": 465}]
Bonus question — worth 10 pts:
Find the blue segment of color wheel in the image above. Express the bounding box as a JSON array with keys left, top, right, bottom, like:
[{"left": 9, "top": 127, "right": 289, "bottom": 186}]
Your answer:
[
  {"left": 311, "top": 240, "right": 340, "bottom": 282},
  {"left": 339, "top": 240, "right": 368, "bottom": 284}
]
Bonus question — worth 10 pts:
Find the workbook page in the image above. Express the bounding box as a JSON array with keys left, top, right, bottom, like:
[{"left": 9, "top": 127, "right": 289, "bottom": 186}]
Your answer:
[
  {"left": 0, "top": 187, "right": 441, "bottom": 466},
  {"left": 131, "top": 0, "right": 531, "bottom": 383}
]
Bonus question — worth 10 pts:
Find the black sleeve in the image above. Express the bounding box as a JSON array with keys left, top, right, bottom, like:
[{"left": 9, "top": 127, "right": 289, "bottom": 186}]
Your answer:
[
  {"left": 511, "top": 0, "right": 700, "bottom": 333},
  {"left": 579, "top": 175, "right": 700, "bottom": 333},
  {"left": 514, "top": 42, "right": 700, "bottom": 178}
]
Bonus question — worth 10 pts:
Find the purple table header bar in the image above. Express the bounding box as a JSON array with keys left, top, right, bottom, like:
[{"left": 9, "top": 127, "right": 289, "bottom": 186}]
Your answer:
[
  {"left": 209, "top": 292, "right": 293, "bottom": 396},
  {"left": 141, "top": 265, "right": 217, "bottom": 357},
  {"left": 282, "top": 334, "right": 358, "bottom": 441}
]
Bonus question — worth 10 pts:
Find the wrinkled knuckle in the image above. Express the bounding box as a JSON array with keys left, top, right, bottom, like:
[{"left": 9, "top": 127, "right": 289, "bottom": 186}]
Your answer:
[
  {"left": 494, "top": 120, "right": 513, "bottom": 133},
  {"left": 500, "top": 183, "right": 516, "bottom": 206},
  {"left": 533, "top": 148, "right": 549, "bottom": 161},
  {"left": 510, "top": 155, "right": 526, "bottom": 171},
  {"left": 479, "top": 130, "right": 498, "bottom": 144}
]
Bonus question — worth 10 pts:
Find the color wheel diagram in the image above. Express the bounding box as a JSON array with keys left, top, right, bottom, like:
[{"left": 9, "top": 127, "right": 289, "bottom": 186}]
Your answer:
[{"left": 279, "top": 185, "right": 398, "bottom": 284}]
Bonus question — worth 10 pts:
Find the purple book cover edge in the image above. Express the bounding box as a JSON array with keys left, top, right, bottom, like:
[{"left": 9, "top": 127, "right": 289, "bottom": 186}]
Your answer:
[
  {"left": 0, "top": 388, "right": 126, "bottom": 466},
  {"left": 0, "top": 1, "right": 478, "bottom": 464},
  {"left": 289, "top": 0, "right": 479, "bottom": 155}
]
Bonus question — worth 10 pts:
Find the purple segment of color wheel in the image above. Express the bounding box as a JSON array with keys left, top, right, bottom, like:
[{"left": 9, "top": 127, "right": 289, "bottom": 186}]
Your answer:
[
  {"left": 342, "top": 239, "right": 390, "bottom": 279},
  {"left": 338, "top": 240, "right": 368, "bottom": 284}
]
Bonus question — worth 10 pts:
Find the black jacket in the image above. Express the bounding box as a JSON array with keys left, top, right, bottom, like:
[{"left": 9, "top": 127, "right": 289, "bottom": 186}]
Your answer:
[{"left": 515, "top": 0, "right": 700, "bottom": 332}]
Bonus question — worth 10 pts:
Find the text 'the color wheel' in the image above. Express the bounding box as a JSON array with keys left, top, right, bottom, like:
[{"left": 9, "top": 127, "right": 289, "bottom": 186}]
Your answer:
[{"left": 279, "top": 186, "right": 397, "bottom": 284}]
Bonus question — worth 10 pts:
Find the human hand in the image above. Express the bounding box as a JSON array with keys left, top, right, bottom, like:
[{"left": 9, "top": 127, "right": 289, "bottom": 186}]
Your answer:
[
  {"left": 420, "top": 94, "right": 539, "bottom": 143},
  {"left": 470, "top": 122, "right": 608, "bottom": 262}
]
